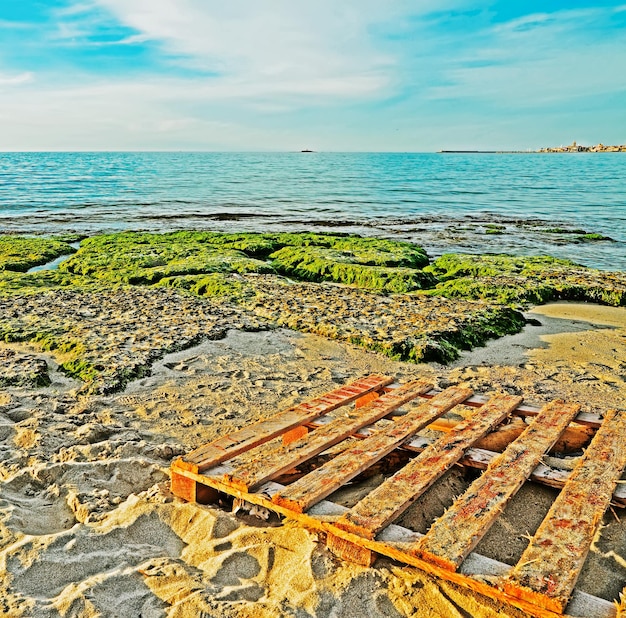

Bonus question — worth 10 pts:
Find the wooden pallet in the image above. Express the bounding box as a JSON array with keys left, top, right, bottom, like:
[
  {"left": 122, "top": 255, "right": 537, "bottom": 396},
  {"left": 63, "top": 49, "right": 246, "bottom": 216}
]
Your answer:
[{"left": 171, "top": 375, "right": 626, "bottom": 618}]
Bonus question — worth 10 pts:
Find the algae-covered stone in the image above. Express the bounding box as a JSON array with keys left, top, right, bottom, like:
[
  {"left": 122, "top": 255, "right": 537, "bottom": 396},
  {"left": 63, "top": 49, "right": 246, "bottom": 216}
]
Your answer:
[
  {"left": 425, "top": 253, "right": 626, "bottom": 306},
  {"left": 0, "top": 270, "right": 103, "bottom": 296},
  {"left": 59, "top": 232, "right": 275, "bottom": 285},
  {"left": 0, "top": 349, "right": 50, "bottom": 388},
  {"left": 58, "top": 231, "right": 433, "bottom": 293},
  {"left": 0, "top": 286, "right": 266, "bottom": 393},
  {"left": 157, "top": 273, "right": 256, "bottom": 300},
  {"left": 0, "top": 236, "right": 76, "bottom": 272},
  {"left": 269, "top": 245, "right": 434, "bottom": 293},
  {"left": 241, "top": 274, "right": 525, "bottom": 365}
]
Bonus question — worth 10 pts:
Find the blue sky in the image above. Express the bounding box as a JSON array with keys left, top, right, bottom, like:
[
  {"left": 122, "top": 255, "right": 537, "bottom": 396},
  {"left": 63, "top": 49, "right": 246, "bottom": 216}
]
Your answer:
[{"left": 1, "top": 1, "right": 625, "bottom": 151}]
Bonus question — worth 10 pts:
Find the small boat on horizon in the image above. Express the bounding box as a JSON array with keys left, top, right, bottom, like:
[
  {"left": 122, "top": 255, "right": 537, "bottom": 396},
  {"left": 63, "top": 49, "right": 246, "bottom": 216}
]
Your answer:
[{"left": 300, "top": 149, "right": 315, "bottom": 153}]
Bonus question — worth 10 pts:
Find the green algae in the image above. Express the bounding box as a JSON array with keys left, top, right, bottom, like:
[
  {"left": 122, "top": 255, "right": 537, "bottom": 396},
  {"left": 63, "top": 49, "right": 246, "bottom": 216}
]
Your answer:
[
  {"left": 57, "top": 231, "right": 432, "bottom": 293},
  {"left": 269, "top": 245, "right": 435, "bottom": 292},
  {"left": 542, "top": 227, "right": 587, "bottom": 235},
  {"left": 0, "top": 323, "right": 96, "bottom": 382},
  {"left": 577, "top": 233, "right": 614, "bottom": 242},
  {"left": 425, "top": 253, "right": 626, "bottom": 307},
  {"left": 0, "top": 236, "right": 77, "bottom": 272},
  {"left": 156, "top": 273, "right": 255, "bottom": 299},
  {"left": 424, "top": 253, "right": 577, "bottom": 280},
  {"left": 0, "top": 270, "right": 109, "bottom": 297},
  {"left": 59, "top": 231, "right": 275, "bottom": 284}
]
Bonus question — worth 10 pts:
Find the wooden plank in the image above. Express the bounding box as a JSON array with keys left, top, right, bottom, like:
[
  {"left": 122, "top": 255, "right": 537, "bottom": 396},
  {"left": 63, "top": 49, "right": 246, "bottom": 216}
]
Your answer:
[
  {"left": 411, "top": 400, "right": 581, "bottom": 571},
  {"left": 169, "top": 468, "right": 616, "bottom": 618},
  {"left": 503, "top": 409, "right": 626, "bottom": 613},
  {"left": 427, "top": 416, "right": 594, "bottom": 454},
  {"left": 332, "top": 393, "right": 522, "bottom": 544},
  {"left": 223, "top": 379, "right": 434, "bottom": 492},
  {"left": 419, "top": 390, "right": 604, "bottom": 428},
  {"left": 273, "top": 386, "right": 473, "bottom": 513},
  {"left": 304, "top": 408, "right": 626, "bottom": 505},
  {"left": 179, "top": 374, "right": 394, "bottom": 473}
]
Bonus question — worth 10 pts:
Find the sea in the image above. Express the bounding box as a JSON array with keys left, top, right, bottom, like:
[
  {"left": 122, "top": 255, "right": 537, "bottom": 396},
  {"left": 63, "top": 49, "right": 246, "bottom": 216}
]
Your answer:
[{"left": 1, "top": 151, "right": 625, "bottom": 271}]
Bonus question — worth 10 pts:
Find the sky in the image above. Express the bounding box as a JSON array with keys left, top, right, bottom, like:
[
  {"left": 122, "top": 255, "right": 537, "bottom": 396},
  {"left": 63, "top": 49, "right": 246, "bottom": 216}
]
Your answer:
[{"left": 1, "top": 1, "right": 625, "bottom": 151}]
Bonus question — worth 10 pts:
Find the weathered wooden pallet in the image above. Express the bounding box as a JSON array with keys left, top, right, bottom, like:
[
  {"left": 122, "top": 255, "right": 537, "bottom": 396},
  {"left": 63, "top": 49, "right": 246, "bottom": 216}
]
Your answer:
[{"left": 171, "top": 375, "right": 625, "bottom": 618}]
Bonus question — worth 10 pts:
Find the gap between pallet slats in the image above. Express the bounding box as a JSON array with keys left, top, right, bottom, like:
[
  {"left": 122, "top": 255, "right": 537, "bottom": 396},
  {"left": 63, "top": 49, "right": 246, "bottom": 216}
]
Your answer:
[{"left": 330, "top": 393, "right": 522, "bottom": 547}]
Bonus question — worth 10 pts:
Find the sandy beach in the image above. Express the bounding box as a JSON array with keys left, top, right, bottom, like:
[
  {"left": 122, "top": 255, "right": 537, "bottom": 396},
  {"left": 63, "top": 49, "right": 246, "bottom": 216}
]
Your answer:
[{"left": 1, "top": 290, "right": 625, "bottom": 617}]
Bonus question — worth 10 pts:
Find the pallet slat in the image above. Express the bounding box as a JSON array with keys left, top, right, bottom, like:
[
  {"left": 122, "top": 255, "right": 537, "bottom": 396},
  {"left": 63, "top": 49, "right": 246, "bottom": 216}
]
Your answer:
[
  {"left": 503, "top": 409, "right": 626, "bottom": 613},
  {"left": 420, "top": 391, "right": 604, "bottom": 428},
  {"left": 178, "top": 374, "right": 394, "bottom": 473},
  {"left": 223, "top": 379, "right": 434, "bottom": 492},
  {"left": 412, "top": 400, "right": 581, "bottom": 571},
  {"left": 330, "top": 394, "right": 522, "bottom": 548},
  {"left": 303, "top": 412, "right": 626, "bottom": 505},
  {"left": 273, "top": 386, "right": 473, "bottom": 513}
]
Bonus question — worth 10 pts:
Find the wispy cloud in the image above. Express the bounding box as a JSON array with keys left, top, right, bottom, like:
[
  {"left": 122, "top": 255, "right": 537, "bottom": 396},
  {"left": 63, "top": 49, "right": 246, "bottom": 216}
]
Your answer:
[
  {"left": 90, "top": 0, "right": 407, "bottom": 97},
  {"left": 0, "top": 72, "right": 34, "bottom": 86},
  {"left": 423, "top": 6, "right": 626, "bottom": 108}
]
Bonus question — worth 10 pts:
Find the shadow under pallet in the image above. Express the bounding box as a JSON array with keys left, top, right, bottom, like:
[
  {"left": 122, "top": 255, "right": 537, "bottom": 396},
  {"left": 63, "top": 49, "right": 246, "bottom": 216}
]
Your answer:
[{"left": 170, "top": 374, "right": 626, "bottom": 618}]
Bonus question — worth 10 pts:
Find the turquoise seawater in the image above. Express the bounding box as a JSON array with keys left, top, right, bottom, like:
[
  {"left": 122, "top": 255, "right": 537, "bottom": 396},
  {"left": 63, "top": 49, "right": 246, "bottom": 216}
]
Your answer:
[{"left": 0, "top": 152, "right": 625, "bottom": 270}]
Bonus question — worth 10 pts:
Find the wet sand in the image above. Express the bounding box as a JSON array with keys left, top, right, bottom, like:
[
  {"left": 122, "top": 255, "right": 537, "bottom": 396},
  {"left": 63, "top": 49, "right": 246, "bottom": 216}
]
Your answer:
[{"left": 1, "top": 302, "right": 625, "bottom": 617}]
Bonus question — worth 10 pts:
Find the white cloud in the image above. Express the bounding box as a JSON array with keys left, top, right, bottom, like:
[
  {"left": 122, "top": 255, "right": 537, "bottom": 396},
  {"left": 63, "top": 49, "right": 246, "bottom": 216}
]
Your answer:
[
  {"left": 0, "top": 72, "right": 34, "bottom": 86},
  {"left": 87, "top": 0, "right": 455, "bottom": 99}
]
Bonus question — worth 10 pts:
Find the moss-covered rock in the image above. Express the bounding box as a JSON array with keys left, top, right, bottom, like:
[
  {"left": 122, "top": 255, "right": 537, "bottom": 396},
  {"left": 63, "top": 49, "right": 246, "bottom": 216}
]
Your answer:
[
  {"left": 425, "top": 253, "right": 626, "bottom": 306},
  {"left": 57, "top": 231, "right": 433, "bottom": 293},
  {"left": 0, "top": 286, "right": 264, "bottom": 393},
  {"left": 156, "top": 272, "right": 256, "bottom": 299},
  {"left": 269, "top": 246, "right": 435, "bottom": 292},
  {"left": 0, "top": 349, "right": 51, "bottom": 387},
  {"left": 0, "top": 236, "right": 77, "bottom": 272},
  {"left": 59, "top": 231, "right": 275, "bottom": 284},
  {"left": 0, "top": 270, "right": 104, "bottom": 296},
  {"left": 241, "top": 274, "right": 525, "bottom": 365}
]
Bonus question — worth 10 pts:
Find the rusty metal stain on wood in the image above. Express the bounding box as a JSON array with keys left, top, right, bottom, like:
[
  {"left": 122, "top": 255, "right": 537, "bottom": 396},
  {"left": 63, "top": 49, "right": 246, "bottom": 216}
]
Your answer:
[
  {"left": 181, "top": 374, "right": 394, "bottom": 472},
  {"left": 223, "top": 379, "right": 434, "bottom": 492},
  {"left": 272, "top": 386, "right": 473, "bottom": 513},
  {"left": 411, "top": 400, "right": 581, "bottom": 571},
  {"left": 502, "top": 409, "right": 626, "bottom": 614},
  {"left": 334, "top": 393, "right": 523, "bottom": 541}
]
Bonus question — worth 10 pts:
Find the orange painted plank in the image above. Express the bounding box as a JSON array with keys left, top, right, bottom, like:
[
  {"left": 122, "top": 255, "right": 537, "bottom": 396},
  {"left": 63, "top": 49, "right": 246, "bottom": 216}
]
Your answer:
[
  {"left": 223, "top": 379, "right": 434, "bottom": 492},
  {"left": 503, "top": 409, "right": 626, "bottom": 613},
  {"left": 180, "top": 374, "right": 394, "bottom": 472},
  {"left": 334, "top": 393, "right": 522, "bottom": 541},
  {"left": 273, "top": 386, "right": 473, "bottom": 513},
  {"left": 411, "top": 400, "right": 580, "bottom": 571}
]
